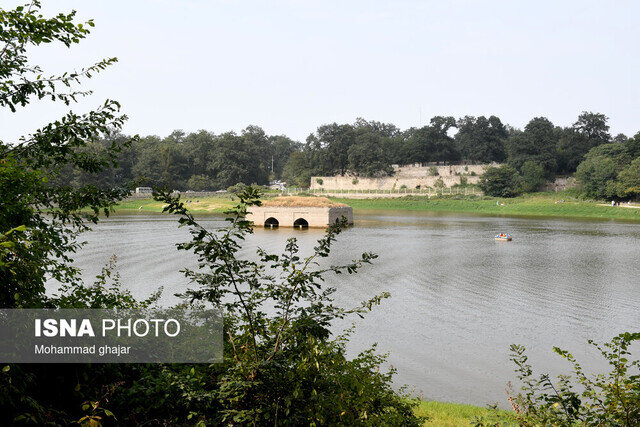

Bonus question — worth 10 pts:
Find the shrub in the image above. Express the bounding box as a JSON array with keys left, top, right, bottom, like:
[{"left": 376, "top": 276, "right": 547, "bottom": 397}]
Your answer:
[
  {"left": 519, "top": 160, "right": 546, "bottom": 193},
  {"left": 227, "top": 182, "right": 247, "bottom": 195},
  {"left": 483, "top": 333, "right": 640, "bottom": 426},
  {"left": 352, "top": 178, "right": 359, "bottom": 185},
  {"left": 150, "top": 187, "right": 424, "bottom": 425},
  {"left": 434, "top": 178, "right": 445, "bottom": 188},
  {"left": 316, "top": 178, "right": 323, "bottom": 186},
  {"left": 479, "top": 165, "right": 520, "bottom": 197},
  {"left": 186, "top": 174, "right": 214, "bottom": 191},
  {"left": 429, "top": 166, "right": 439, "bottom": 176},
  {"left": 575, "top": 155, "right": 617, "bottom": 199}
]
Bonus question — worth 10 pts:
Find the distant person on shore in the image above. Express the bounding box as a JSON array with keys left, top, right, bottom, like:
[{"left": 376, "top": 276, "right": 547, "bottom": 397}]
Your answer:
[{"left": 612, "top": 200, "right": 615, "bottom": 206}]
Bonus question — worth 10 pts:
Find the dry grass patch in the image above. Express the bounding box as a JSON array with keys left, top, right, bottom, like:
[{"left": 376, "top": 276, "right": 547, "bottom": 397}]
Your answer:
[{"left": 261, "top": 196, "right": 348, "bottom": 208}]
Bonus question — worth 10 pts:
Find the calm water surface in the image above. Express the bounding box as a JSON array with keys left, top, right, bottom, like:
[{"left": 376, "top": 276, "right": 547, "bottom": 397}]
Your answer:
[{"left": 53, "top": 210, "right": 640, "bottom": 405}]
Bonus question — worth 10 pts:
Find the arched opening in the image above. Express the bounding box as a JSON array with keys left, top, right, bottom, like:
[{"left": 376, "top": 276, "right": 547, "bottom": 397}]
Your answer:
[
  {"left": 293, "top": 218, "right": 309, "bottom": 229},
  {"left": 264, "top": 217, "right": 279, "bottom": 229}
]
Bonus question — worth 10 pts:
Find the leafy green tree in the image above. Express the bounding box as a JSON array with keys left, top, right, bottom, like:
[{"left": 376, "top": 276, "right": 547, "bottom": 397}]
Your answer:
[
  {"left": 585, "top": 142, "right": 633, "bottom": 167},
  {"left": 207, "top": 130, "right": 269, "bottom": 188},
  {"left": 519, "top": 160, "right": 546, "bottom": 193},
  {"left": 625, "top": 132, "right": 640, "bottom": 159},
  {"left": 313, "top": 123, "right": 356, "bottom": 175},
  {"left": 573, "top": 111, "right": 611, "bottom": 145},
  {"left": 182, "top": 129, "right": 216, "bottom": 178},
  {"left": 282, "top": 151, "right": 313, "bottom": 188},
  {"left": 267, "top": 134, "right": 301, "bottom": 179},
  {"left": 575, "top": 155, "right": 617, "bottom": 199},
  {"left": 616, "top": 157, "right": 640, "bottom": 199},
  {"left": 557, "top": 112, "right": 611, "bottom": 173},
  {"left": 347, "top": 131, "right": 392, "bottom": 177},
  {"left": 404, "top": 116, "right": 459, "bottom": 164},
  {"left": 455, "top": 115, "right": 508, "bottom": 163},
  {"left": 507, "top": 117, "right": 558, "bottom": 177},
  {"left": 186, "top": 174, "right": 214, "bottom": 191},
  {"left": 613, "top": 133, "right": 629, "bottom": 143},
  {"left": 479, "top": 164, "right": 520, "bottom": 197},
  {"left": 0, "top": 1, "right": 134, "bottom": 308}
]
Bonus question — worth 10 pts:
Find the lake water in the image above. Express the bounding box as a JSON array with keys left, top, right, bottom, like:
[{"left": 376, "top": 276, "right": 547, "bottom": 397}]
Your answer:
[{"left": 54, "top": 210, "right": 640, "bottom": 406}]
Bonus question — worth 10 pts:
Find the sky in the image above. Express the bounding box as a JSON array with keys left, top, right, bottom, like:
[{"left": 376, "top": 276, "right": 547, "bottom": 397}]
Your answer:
[{"left": 2, "top": 0, "right": 638, "bottom": 143}]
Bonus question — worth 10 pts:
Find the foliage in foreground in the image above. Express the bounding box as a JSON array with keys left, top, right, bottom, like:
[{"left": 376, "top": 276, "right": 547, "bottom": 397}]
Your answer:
[
  {"left": 149, "top": 187, "right": 423, "bottom": 425},
  {"left": 476, "top": 332, "right": 640, "bottom": 426},
  {"left": 0, "top": 0, "right": 134, "bottom": 309},
  {"left": 1, "top": 188, "right": 423, "bottom": 425}
]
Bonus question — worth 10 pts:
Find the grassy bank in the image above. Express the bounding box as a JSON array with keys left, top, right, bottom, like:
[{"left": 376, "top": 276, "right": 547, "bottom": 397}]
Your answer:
[
  {"left": 113, "top": 195, "right": 238, "bottom": 214},
  {"left": 416, "top": 400, "right": 503, "bottom": 426},
  {"left": 330, "top": 192, "right": 640, "bottom": 222},
  {"left": 111, "top": 192, "right": 640, "bottom": 222}
]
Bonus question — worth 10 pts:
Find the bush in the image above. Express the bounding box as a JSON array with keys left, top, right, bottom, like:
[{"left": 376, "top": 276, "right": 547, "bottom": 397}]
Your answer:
[
  {"left": 186, "top": 174, "right": 214, "bottom": 191},
  {"left": 151, "top": 187, "right": 424, "bottom": 425},
  {"left": 616, "top": 157, "right": 640, "bottom": 199},
  {"left": 352, "top": 178, "right": 359, "bottom": 185},
  {"left": 429, "top": 166, "right": 439, "bottom": 176},
  {"left": 479, "top": 165, "right": 520, "bottom": 197},
  {"left": 484, "top": 332, "right": 640, "bottom": 426},
  {"left": 519, "top": 160, "right": 546, "bottom": 193},
  {"left": 316, "top": 178, "right": 323, "bottom": 185},
  {"left": 227, "top": 182, "right": 247, "bottom": 195},
  {"left": 575, "top": 155, "right": 617, "bottom": 199}
]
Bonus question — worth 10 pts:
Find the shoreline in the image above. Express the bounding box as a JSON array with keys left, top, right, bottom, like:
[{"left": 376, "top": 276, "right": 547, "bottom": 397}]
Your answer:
[
  {"left": 111, "top": 193, "right": 640, "bottom": 223},
  {"left": 329, "top": 193, "right": 640, "bottom": 222}
]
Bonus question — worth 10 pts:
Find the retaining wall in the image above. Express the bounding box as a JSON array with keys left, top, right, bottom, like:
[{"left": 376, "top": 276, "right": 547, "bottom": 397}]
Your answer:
[{"left": 311, "top": 164, "right": 496, "bottom": 191}]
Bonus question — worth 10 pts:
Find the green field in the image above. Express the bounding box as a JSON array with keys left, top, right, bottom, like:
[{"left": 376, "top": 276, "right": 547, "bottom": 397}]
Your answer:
[
  {"left": 112, "top": 192, "right": 640, "bottom": 222},
  {"left": 114, "top": 195, "right": 238, "bottom": 214},
  {"left": 415, "top": 400, "right": 506, "bottom": 426},
  {"left": 329, "top": 192, "right": 640, "bottom": 222}
]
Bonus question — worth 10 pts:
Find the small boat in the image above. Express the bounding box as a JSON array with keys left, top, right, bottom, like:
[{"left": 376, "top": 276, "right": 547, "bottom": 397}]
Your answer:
[{"left": 495, "top": 234, "right": 512, "bottom": 241}]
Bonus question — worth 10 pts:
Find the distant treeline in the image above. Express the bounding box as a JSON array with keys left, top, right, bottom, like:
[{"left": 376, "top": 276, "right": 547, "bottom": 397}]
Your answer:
[{"left": 57, "top": 113, "right": 640, "bottom": 196}]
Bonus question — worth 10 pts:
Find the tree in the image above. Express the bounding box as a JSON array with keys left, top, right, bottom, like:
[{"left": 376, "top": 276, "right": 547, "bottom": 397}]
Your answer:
[
  {"left": 557, "top": 112, "right": 611, "bottom": 173},
  {"left": 313, "top": 123, "right": 356, "bottom": 175},
  {"left": 479, "top": 164, "right": 520, "bottom": 197},
  {"left": 626, "top": 132, "right": 640, "bottom": 159},
  {"left": 282, "top": 151, "right": 313, "bottom": 188},
  {"left": 455, "top": 115, "right": 508, "bottom": 163},
  {"left": 347, "top": 131, "right": 392, "bottom": 177},
  {"left": 186, "top": 174, "right": 214, "bottom": 191},
  {"left": 507, "top": 117, "right": 558, "bottom": 177},
  {"left": 573, "top": 111, "right": 611, "bottom": 145},
  {"left": 267, "top": 134, "right": 301, "bottom": 179},
  {"left": 405, "top": 116, "right": 459, "bottom": 164},
  {"left": 616, "top": 157, "right": 640, "bottom": 199},
  {"left": 520, "top": 160, "right": 546, "bottom": 193},
  {"left": 575, "top": 155, "right": 617, "bottom": 199},
  {"left": 0, "top": 1, "right": 135, "bottom": 308}
]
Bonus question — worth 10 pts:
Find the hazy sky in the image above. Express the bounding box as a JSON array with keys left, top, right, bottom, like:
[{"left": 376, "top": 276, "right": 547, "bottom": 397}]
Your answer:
[{"left": 2, "top": 0, "right": 638, "bottom": 143}]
